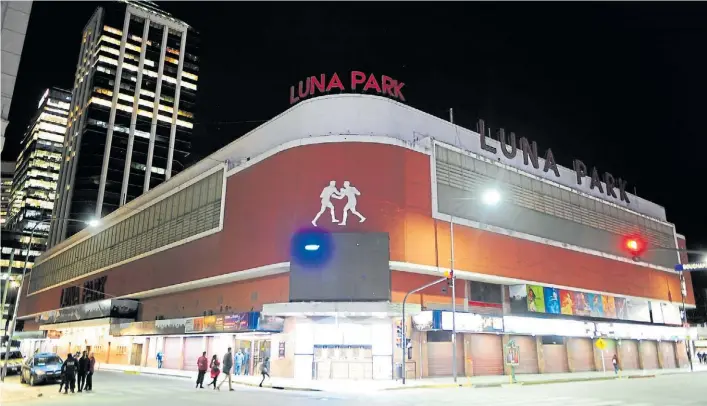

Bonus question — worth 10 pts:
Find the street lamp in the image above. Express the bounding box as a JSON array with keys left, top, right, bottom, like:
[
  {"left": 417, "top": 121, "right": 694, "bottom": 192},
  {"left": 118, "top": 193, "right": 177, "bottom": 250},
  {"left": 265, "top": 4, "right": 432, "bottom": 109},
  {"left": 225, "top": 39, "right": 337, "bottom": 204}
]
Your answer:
[
  {"left": 448, "top": 188, "right": 501, "bottom": 383},
  {"left": 1, "top": 216, "right": 99, "bottom": 381}
]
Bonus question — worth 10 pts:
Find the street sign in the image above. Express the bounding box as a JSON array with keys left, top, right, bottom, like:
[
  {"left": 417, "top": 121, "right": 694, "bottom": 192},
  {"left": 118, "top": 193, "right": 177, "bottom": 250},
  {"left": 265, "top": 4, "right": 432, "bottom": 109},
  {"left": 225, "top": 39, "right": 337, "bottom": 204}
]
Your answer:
[
  {"left": 675, "top": 262, "right": 707, "bottom": 272},
  {"left": 596, "top": 338, "right": 607, "bottom": 350}
]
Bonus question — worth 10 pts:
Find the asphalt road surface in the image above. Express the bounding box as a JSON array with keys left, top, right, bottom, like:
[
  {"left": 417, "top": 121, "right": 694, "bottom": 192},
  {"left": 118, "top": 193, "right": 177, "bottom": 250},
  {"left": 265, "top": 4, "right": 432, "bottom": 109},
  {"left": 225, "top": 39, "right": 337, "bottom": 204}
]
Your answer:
[{"left": 3, "top": 371, "right": 705, "bottom": 406}]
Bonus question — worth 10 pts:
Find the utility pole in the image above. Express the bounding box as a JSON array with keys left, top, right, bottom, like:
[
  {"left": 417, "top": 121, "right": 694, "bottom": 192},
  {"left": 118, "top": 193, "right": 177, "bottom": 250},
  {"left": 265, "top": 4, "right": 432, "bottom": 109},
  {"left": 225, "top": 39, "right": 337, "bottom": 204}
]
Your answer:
[{"left": 448, "top": 106, "right": 458, "bottom": 383}]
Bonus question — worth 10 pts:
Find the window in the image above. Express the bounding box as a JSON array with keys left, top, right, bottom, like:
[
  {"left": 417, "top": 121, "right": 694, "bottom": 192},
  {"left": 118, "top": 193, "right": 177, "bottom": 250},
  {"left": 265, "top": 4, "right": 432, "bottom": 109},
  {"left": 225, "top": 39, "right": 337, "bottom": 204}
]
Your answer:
[{"left": 29, "top": 170, "right": 225, "bottom": 293}]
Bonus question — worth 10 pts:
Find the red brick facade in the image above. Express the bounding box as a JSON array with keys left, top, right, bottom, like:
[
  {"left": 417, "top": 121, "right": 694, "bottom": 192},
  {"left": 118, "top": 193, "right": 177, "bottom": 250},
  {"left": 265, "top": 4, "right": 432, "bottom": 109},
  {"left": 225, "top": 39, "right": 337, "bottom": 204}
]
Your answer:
[{"left": 19, "top": 142, "right": 693, "bottom": 319}]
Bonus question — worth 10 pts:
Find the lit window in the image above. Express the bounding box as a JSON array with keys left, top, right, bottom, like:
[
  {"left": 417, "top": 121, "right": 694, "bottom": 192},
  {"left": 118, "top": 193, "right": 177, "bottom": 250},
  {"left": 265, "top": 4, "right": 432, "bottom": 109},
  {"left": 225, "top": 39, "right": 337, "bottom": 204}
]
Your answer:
[
  {"left": 38, "top": 121, "right": 67, "bottom": 134},
  {"left": 182, "top": 71, "right": 198, "bottom": 82},
  {"left": 103, "top": 25, "right": 122, "bottom": 36},
  {"left": 167, "top": 47, "right": 180, "bottom": 56},
  {"left": 165, "top": 56, "right": 178, "bottom": 65},
  {"left": 47, "top": 100, "right": 70, "bottom": 109}
]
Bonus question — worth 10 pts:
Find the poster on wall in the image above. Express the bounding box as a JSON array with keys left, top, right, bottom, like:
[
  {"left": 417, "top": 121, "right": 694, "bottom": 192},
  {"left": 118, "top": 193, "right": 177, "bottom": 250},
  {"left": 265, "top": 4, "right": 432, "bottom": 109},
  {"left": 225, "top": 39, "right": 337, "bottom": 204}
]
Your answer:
[
  {"left": 204, "top": 316, "right": 217, "bottom": 332},
  {"left": 615, "top": 297, "right": 628, "bottom": 319},
  {"left": 572, "top": 292, "right": 591, "bottom": 316},
  {"left": 527, "top": 285, "right": 545, "bottom": 313},
  {"left": 560, "top": 290, "right": 574, "bottom": 315},
  {"left": 543, "top": 287, "right": 561, "bottom": 314},
  {"left": 587, "top": 294, "right": 604, "bottom": 318},
  {"left": 185, "top": 317, "right": 205, "bottom": 333},
  {"left": 625, "top": 299, "right": 651, "bottom": 323},
  {"left": 660, "top": 303, "right": 682, "bottom": 325},
  {"left": 602, "top": 296, "right": 617, "bottom": 319},
  {"left": 224, "top": 313, "right": 250, "bottom": 331},
  {"left": 651, "top": 301, "right": 665, "bottom": 324},
  {"left": 278, "top": 342, "right": 286, "bottom": 359}
]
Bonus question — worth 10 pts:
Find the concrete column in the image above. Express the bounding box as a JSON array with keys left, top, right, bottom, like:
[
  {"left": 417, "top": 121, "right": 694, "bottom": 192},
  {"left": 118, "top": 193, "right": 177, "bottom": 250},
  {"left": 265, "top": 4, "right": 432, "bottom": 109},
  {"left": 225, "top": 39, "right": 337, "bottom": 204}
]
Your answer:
[
  {"left": 462, "top": 333, "right": 472, "bottom": 377},
  {"left": 120, "top": 17, "right": 151, "bottom": 206},
  {"left": 143, "top": 26, "right": 169, "bottom": 192},
  {"left": 96, "top": 11, "right": 132, "bottom": 218},
  {"left": 165, "top": 28, "right": 187, "bottom": 180},
  {"left": 638, "top": 340, "right": 646, "bottom": 370},
  {"left": 536, "top": 336, "right": 546, "bottom": 374}
]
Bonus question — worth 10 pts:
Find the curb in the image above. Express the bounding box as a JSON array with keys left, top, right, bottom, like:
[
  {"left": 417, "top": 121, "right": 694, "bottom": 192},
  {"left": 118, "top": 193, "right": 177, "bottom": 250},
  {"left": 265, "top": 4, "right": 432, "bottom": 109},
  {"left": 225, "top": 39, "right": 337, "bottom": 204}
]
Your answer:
[
  {"left": 520, "top": 376, "right": 618, "bottom": 386},
  {"left": 231, "top": 380, "right": 322, "bottom": 392}
]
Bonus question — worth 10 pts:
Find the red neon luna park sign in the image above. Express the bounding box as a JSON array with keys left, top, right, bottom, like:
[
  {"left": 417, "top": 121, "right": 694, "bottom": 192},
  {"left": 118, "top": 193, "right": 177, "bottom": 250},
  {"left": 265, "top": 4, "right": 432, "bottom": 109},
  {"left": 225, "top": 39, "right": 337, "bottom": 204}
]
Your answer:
[{"left": 289, "top": 71, "right": 406, "bottom": 105}]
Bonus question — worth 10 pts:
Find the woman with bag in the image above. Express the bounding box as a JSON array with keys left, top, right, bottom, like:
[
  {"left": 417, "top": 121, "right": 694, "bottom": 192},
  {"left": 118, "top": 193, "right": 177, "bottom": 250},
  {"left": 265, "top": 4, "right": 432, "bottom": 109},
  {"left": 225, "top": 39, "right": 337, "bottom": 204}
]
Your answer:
[{"left": 209, "top": 355, "right": 220, "bottom": 389}]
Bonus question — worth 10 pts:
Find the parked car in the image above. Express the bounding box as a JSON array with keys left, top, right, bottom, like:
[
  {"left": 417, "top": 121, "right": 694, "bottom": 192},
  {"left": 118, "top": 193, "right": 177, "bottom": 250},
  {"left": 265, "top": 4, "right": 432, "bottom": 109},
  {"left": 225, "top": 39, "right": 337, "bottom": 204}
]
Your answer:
[
  {"left": 20, "top": 352, "right": 63, "bottom": 386},
  {"left": 0, "top": 350, "right": 24, "bottom": 376}
]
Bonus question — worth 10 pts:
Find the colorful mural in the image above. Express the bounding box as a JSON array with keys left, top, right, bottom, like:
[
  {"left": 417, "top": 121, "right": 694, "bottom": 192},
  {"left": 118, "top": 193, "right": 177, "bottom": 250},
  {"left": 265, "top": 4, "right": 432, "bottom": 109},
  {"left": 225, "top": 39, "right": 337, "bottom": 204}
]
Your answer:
[{"left": 527, "top": 285, "right": 545, "bottom": 313}]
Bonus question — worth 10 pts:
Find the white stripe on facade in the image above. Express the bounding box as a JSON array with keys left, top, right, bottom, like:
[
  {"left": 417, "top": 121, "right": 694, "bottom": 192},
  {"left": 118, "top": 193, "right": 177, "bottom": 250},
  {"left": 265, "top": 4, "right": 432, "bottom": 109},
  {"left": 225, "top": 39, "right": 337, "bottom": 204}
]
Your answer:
[
  {"left": 19, "top": 260, "right": 693, "bottom": 320},
  {"left": 96, "top": 11, "right": 132, "bottom": 218},
  {"left": 144, "top": 26, "right": 169, "bottom": 193},
  {"left": 120, "top": 18, "right": 151, "bottom": 206},
  {"left": 165, "top": 29, "right": 187, "bottom": 180}
]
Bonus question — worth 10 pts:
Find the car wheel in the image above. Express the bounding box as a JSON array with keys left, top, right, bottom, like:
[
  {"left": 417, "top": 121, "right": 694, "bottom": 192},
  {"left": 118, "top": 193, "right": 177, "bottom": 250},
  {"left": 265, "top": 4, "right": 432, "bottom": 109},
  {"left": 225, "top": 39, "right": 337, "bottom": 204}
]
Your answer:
[{"left": 29, "top": 374, "right": 35, "bottom": 386}]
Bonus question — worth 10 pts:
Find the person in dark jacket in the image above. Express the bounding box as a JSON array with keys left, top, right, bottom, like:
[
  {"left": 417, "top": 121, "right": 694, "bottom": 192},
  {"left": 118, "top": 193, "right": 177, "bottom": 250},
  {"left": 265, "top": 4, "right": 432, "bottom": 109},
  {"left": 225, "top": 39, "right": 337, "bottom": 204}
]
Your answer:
[
  {"left": 61, "top": 353, "right": 78, "bottom": 394},
  {"left": 77, "top": 351, "right": 89, "bottom": 392},
  {"left": 84, "top": 353, "right": 96, "bottom": 392},
  {"left": 259, "top": 357, "right": 270, "bottom": 387},
  {"left": 196, "top": 351, "right": 208, "bottom": 389},
  {"left": 216, "top": 347, "right": 234, "bottom": 391}
]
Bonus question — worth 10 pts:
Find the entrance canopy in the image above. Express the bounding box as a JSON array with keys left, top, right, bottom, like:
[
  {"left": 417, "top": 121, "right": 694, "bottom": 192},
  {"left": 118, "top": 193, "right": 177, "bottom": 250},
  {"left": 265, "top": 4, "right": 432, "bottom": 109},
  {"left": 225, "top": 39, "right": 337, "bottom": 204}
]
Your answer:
[{"left": 263, "top": 301, "right": 422, "bottom": 317}]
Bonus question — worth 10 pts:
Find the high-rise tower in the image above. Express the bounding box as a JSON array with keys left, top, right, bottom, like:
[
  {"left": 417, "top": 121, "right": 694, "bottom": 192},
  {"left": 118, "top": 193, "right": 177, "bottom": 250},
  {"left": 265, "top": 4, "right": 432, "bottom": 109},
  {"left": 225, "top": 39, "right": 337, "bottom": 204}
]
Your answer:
[{"left": 48, "top": 0, "right": 199, "bottom": 246}]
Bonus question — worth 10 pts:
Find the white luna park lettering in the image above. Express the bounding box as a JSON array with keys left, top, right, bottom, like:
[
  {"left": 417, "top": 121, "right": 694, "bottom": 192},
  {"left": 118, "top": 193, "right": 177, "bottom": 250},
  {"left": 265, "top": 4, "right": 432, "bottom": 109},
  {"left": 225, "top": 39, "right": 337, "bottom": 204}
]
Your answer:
[
  {"left": 312, "top": 180, "right": 366, "bottom": 227},
  {"left": 476, "top": 119, "right": 631, "bottom": 204}
]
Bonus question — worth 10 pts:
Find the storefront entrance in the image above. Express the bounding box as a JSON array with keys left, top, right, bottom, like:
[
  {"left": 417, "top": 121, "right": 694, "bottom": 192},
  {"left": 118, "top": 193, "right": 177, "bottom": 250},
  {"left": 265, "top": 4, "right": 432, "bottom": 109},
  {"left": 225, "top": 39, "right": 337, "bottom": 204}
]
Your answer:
[
  {"left": 511, "top": 335, "right": 539, "bottom": 374},
  {"left": 640, "top": 340, "right": 659, "bottom": 370},
  {"left": 658, "top": 341, "right": 676, "bottom": 369},
  {"left": 313, "top": 345, "right": 373, "bottom": 380},
  {"left": 427, "top": 331, "right": 464, "bottom": 377}
]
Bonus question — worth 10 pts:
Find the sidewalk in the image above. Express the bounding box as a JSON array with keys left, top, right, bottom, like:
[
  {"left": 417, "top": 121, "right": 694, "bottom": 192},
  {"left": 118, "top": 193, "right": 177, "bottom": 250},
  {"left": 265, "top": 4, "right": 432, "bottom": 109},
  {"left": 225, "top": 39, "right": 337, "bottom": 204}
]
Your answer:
[
  {"left": 0, "top": 378, "right": 46, "bottom": 403},
  {"left": 96, "top": 363, "right": 702, "bottom": 392}
]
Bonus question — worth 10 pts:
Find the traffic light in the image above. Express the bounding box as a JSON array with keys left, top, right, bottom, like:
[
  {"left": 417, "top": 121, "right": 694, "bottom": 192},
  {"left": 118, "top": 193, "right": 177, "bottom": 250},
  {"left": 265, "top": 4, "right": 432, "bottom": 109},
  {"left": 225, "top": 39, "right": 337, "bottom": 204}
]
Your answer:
[
  {"left": 444, "top": 270, "right": 454, "bottom": 286},
  {"left": 395, "top": 320, "right": 403, "bottom": 348},
  {"left": 622, "top": 235, "right": 646, "bottom": 260}
]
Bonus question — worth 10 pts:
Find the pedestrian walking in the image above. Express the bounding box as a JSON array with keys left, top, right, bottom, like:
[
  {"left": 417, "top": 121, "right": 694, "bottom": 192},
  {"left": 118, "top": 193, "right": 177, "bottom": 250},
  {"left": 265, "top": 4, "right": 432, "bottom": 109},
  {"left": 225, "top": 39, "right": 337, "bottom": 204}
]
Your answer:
[
  {"left": 84, "top": 353, "right": 95, "bottom": 392},
  {"left": 243, "top": 348, "right": 251, "bottom": 376},
  {"left": 196, "top": 351, "right": 208, "bottom": 389},
  {"left": 259, "top": 357, "right": 270, "bottom": 387},
  {"left": 77, "top": 351, "right": 89, "bottom": 392},
  {"left": 209, "top": 355, "right": 220, "bottom": 389},
  {"left": 216, "top": 347, "right": 234, "bottom": 391},
  {"left": 61, "top": 353, "right": 78, "bottom": 394},
  {"left": 234, "top": 349, "right": 244, "bottom": 375},
  {"left": 612, "top": 354, "right": 619, "bottom": 375},
  {"left": 156, "top": 351, "right": 163, "bottom": 369}
]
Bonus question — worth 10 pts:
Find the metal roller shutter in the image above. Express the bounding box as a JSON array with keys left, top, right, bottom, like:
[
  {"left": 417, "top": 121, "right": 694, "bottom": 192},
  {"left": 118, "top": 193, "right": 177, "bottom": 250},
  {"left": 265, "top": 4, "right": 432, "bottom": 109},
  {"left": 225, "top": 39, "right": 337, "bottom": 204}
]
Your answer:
[
  {"left": 594, "top": 338, "right": 617, "bottom": 372},
  {"left": 427, "top": 333, "right": 464, "bottom": 377},
  {"left": 542, "top": 344, "right": 569, "bottom": 373},
  {"left": 675, "top": 341, "right": 690, "bottom": 368},
  {"left": 640, "top": 340, "right": 659, "bottom": 370},
  {"left": 470, "top": 334, "right": 503, "bottom": 376},
  {"left": 511, "top": 335, "right": 539, "bottom": 374},
  {"left": 658, "top": 341, "right": 676, "bottom": 369},
  {"left": 183, "top": 337, "right": 204, "bottom": 371},
  {"left": 618, "top": 340, "right": 639, "bottom": 370},
  {"left": 162, "top": 337, "right": 182, "bottom": 370},
  {"left": 567, "top": 338, "right": 595, "bottom": 372}
]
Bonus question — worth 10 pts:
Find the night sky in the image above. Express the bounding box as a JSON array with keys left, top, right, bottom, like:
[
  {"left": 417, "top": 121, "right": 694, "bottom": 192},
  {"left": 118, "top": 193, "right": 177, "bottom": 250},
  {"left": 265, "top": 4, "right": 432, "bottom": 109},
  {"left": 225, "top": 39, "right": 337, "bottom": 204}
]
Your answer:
[{"left": 5, "top": 3, "right": 706, "bottom": 259}]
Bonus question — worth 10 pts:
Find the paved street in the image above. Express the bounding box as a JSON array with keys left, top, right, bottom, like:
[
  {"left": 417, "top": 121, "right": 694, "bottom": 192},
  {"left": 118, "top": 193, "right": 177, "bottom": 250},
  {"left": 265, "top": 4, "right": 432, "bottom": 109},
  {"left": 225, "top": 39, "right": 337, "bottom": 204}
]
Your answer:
[{"left": 1, "top": 371, "right": 705, "bottom": 405}]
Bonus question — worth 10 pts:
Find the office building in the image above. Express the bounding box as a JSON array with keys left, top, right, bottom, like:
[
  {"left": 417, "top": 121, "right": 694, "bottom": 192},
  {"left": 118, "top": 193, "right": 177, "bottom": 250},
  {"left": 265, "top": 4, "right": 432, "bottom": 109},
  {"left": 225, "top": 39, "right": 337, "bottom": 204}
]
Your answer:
[
  {"left": 48, "top": 0, "right": 199, "bottom": 246},
  {"left": 19, "top": 94, "right": 693, "bottom": 379},
  {"left": 1, "top": 1, "right": 33, "bottom": 153},
  {"left": 1, "top": 161, "right": 14, "bottom": 226},
  {"left": 6, "top": 88, "right": 70, "bottom": 236}
]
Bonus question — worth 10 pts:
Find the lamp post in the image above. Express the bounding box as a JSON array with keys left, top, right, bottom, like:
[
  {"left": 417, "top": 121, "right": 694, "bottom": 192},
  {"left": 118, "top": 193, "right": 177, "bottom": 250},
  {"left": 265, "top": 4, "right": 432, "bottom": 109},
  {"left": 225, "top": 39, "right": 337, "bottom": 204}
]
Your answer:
[
  {"left": 448, "top": 189, "right": 501, "bottom": 383},
  {"left": 1, "top": 217, "right": 98, "bottom": 381}
]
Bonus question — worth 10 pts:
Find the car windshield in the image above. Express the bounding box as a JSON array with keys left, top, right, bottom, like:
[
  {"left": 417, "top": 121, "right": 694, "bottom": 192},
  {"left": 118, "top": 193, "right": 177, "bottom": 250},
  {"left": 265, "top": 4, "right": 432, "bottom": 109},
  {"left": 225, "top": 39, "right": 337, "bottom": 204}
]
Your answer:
[{"left": 35, "top": 356, "right": 62, "bottom": 366}]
